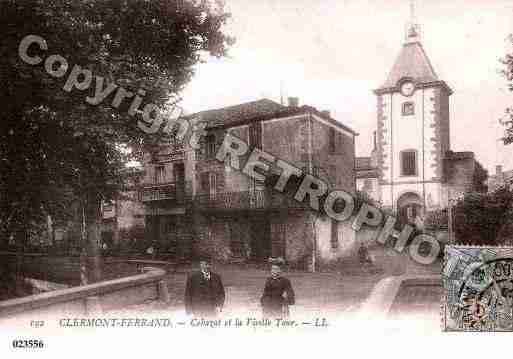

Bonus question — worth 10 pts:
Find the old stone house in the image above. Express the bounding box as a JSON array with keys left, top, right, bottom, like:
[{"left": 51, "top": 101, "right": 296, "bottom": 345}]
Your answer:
[{"left": 140, "top": 98, "right": 358, "bottom": 268}]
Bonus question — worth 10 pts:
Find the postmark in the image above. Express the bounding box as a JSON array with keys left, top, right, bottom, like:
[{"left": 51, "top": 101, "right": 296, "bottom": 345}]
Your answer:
[{"left": 442, "top": 245, "right": 513, "bottom": 331}]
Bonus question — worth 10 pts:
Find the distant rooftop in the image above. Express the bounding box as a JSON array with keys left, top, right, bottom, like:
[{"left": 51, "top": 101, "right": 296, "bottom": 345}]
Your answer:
[
  {"left": 186, "top": 98, "right": 358, "bottom": 135},
  {"left": 445, "top": 151, "right": 475, "bottom": 161},
  {"left": 188, "top": 99, "right": 286, "bottom": 128}
]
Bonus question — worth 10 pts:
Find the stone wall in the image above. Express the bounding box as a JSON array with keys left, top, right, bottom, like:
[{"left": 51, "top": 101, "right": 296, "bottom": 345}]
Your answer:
[
  {"left": 444, "top": 152, "right": 477, "bottom": 199},
  {"left": 192, "top": 214, "right": 252, "bottom": 262},
  {"left": 311, "top": 118, "right": 355, "bottom": 192},
  {"left": 0, "top": 266, "right": 169, "bottom": 319},
  {"left": 262, "top": 116, "right": 309, "bottom": 170}
]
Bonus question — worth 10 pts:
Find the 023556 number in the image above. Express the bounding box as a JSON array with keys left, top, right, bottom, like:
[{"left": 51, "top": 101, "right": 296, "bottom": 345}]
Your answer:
[{"left": 12, "top": 339, "right": 44, "bottom": 349}]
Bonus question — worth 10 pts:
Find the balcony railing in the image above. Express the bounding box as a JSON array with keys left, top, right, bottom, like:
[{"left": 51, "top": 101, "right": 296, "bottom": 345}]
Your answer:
[
  {"left": 140, "top": 182, "right": 187, "bottom": 203},
  {"left": 140, "top": 183, "right": 312, "bottom": 211},
  {"left": 194, "top": 190, "right": 309, "bottom": 211}
]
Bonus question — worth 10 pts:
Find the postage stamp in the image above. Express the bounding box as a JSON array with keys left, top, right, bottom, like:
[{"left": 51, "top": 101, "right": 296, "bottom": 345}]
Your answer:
[{"left": 442, "top": 246, "right": 513, "bottom": 332}]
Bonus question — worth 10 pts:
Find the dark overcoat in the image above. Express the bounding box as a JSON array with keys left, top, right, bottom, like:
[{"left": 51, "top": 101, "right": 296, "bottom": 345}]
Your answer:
[
  {"left": 260, "top": 276, "right": 295, "bottom": 317},
  {"left": 185, "top": 271, "right": 225, "bottom": 317}
]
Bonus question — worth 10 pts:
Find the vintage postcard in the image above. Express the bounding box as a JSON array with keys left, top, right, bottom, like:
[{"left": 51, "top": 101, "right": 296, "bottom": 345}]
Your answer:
[{"left": 1, "top": 0, "right": 513, "bottom": 356}]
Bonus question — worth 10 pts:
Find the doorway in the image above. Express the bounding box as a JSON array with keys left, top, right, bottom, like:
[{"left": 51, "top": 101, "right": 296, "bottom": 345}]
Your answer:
[{"left": 249, "top": 215, "right": 271, "bottom": 262}]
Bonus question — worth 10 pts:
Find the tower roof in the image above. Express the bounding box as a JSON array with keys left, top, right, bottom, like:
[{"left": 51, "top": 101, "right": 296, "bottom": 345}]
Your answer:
[{"left": 380, "top": 41, "right": 438, "bottom": 89}]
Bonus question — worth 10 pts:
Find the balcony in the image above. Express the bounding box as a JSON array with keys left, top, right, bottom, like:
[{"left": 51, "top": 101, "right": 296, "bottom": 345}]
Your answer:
[
  {"left": 140, "top": 182, "right": 187, "bottom": 204},
  {"left": 194, "top": 190, "right": 309, "bottom": 212}
]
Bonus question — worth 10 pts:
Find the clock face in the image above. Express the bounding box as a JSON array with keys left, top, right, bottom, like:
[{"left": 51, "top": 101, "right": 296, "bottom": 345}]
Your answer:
[{"left": 400, "top": 81, "right": 415, "bottom": 97}]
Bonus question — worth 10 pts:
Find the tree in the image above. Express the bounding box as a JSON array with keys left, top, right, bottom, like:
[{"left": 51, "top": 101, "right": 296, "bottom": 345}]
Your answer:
[
  {"left": 453, "top": 187, "right": 513, "bottom": 245},
  {"left": 0, "top": 0, "right": 233, "bottom": 283}
]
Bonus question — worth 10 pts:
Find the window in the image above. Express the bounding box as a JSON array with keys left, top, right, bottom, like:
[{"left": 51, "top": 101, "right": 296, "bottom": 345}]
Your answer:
[
  {"left": 400, "top": 150, "right": 417, "bottom": 176},
  {"left": 329, "top": 127, "right": 336, "bottom": 153},
  {"left": 164, "top": 217, "right": 176, "bottom": 235},
  {"left": 249, "top": 122, "right": 262, "bottom": 148},
  {"left": 200, "top": 172, "right": 210, "bottom": 192},
  {"left": 205, "top": 134, "right": 216, "bottom": 159},
  {"left": 402, "top": 102, "right": 414, "bottom": 116},
  {"left": 273, "top": 223, "right": 286, "bottom": 258},
  {"left": 230, "top": 224, "right": 245, "bottom": 258},
  {"left": 200, "top": 172, "right": 217, "bottom": 197},
  {"left": 209, "top": 173, "right": 217, "bottom": 198},
  {"left": 154, "top": 165, "right": 165, "bottom": 184},
  {"left": 331, "top": 220, "right": 339, "bottom": 250},
  {"left": 173, "top": 163, "right": 185, "bottom": 188}
]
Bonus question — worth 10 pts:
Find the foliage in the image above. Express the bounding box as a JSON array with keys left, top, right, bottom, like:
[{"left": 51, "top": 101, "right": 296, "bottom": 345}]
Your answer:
[
  {"left": 453, "top": 187, "right": 513, "bottom": 245},
  {"left": 472, "top": 160, "right": 489, "bottom": 193},
  {"left": 424, "top": 209, "right": 448, "bottom": 231},
  {"left": 0, "top": 0, "right": 233, "bottom": 248}
]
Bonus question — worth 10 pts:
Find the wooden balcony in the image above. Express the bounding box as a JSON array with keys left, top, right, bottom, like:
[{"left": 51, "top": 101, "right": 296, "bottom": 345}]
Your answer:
[
  {"left": 194, "top": 190, "right": 309, "bottom": 212},
  {"left": 140, "top": 182, "right": 187, "bottom": 203}
]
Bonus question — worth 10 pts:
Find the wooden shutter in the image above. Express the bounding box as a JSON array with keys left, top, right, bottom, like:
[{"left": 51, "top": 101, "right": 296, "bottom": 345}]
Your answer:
[{"left": 401, "top": 151, "right": 417, "bottom": 176}]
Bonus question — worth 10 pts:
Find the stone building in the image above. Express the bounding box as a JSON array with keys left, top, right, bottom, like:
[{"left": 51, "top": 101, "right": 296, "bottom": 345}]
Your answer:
[
  {"left": 356, "top": 16, "right": 486, "bottom": 224},
  {"left": 140, "top": 98, "right": 358, "bottom": 268},
  {"left": 101, "top": 167, "right": 146, "bottom": 251}
]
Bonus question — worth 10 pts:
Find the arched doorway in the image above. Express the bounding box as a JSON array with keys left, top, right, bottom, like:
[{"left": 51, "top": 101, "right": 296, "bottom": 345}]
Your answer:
[{"left": 396, "top": 192, "right": 423, "bottom": 225}]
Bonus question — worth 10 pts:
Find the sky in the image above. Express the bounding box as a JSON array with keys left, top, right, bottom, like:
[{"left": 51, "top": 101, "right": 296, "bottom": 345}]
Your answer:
[{"left": 180, "top": 0, "right": 513, "bottom": 175}]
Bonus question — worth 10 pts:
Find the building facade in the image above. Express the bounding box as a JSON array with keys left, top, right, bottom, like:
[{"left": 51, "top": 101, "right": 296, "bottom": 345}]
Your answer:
[
  {"left": 357, "top": 19, "right": 486, "bottom": 224},
  {"left": 140, "top": 98, "right": 358, "bottom": 268},
  {"left": 101, "top": 168, "right": 146, "bottom": 252}
]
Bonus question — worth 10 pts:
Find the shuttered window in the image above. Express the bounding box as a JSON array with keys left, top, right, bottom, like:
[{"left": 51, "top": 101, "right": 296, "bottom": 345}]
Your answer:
[
  {"left": 401, "top": 150, "right": 417, "bottom": 176},
  {"left": 331, "top": 220, "right": 339, "bottom": 250},
  {"left": 200, "top": 172, "right": 210, "bottom": 192},
  {"left": 205, "top": 134, "right": 216, "bottom": 159},
  {"left": 154, "top": 165, "right": 165, "bottom": 184},
  {"left": 329, "top": 127, "right": 336, "bottom": 153},
  {"left": 249, "top": 122, "right": 262, "bottom": 148}
]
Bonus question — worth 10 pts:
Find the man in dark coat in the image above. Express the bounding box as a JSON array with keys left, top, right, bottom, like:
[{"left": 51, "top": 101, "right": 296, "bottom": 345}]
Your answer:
[
  {"left": 260, "top": 260, "right": 295, "bottom": 318},
  {"left": 185, "top": 257, "right": 225, "bottom": 317}
]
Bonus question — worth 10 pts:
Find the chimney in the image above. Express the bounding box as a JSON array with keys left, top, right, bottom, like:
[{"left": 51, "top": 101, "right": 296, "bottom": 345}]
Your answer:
[
  {"left": 288, "top": 97, "right": 299, "bottom": 107},
  {"left": 321, "top": 110, "right": 331, "bottom": 117}
]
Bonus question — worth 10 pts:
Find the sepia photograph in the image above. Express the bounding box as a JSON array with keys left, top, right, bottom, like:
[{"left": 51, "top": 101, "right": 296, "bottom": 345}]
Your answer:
[{"left": 1, "top": 0, "right": 513, "bottom": 356}]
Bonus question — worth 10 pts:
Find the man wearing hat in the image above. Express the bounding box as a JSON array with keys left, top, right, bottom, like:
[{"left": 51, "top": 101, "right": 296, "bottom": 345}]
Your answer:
[
  {"left": 260, "top": 257, "right": 295, "bottom": 318},
  {"left": 184, "top": 256, "right": 225, "bottom": 317}
]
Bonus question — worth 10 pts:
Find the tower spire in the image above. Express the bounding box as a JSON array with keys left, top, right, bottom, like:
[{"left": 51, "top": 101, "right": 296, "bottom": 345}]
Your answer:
[{"left": 405, "top": 0, "right": 421, "bottom": 43}]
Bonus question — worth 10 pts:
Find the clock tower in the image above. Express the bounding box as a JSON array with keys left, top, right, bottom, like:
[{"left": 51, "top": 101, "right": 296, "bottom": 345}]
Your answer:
[{"left": 373, "top": 4, "right": 453, "bottom": 220}]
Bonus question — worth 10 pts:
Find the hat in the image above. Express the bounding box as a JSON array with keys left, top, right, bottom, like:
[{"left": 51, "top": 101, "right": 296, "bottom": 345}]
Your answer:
[{"left": 268, "top": 257, "right": 285, "bottom": 266}]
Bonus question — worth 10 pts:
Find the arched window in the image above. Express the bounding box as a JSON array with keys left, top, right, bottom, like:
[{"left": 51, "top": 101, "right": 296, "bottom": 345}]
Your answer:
[
  {"left": 402, "top": 101, "right": 414, "bottom": 116},
  {"left": 400, "top": 150, "right": 417, "bottom": 176}
]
